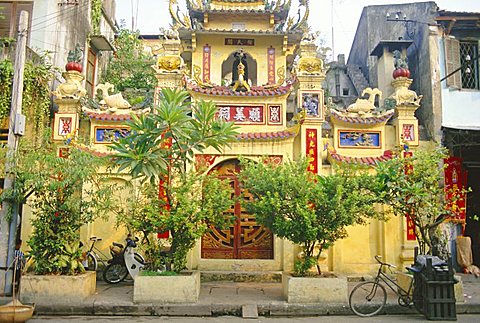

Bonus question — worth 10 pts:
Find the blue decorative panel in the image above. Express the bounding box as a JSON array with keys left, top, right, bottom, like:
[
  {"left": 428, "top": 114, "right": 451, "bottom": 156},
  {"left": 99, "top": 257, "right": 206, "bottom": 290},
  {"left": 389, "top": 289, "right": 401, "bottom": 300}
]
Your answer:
[
  {"left": 339, "top": 131, "right": 380, "bottom": 148},
  {"left": 95, "top": 128, "right": 129, "bottom": 143}
]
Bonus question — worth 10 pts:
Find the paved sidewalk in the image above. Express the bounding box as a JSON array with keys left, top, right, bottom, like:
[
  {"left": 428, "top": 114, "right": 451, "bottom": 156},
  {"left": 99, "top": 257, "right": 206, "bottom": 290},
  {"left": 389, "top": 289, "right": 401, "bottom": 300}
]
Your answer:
[{"left": 4, "top": 273, "right": 480, "bottom": 317}]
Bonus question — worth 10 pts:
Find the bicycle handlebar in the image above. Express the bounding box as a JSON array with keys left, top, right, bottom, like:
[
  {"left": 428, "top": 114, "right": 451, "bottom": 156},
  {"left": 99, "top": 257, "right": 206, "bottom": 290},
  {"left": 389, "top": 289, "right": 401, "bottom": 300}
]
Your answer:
[{"left": 375, "top": 255, "right": 396, "bottom": 269}]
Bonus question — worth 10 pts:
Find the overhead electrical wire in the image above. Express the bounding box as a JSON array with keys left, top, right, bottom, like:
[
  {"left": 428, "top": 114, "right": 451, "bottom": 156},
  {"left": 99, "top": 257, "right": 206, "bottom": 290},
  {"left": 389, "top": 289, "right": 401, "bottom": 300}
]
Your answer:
[{"left": 29, "top": 0, "right": 90, "bottom": 32}]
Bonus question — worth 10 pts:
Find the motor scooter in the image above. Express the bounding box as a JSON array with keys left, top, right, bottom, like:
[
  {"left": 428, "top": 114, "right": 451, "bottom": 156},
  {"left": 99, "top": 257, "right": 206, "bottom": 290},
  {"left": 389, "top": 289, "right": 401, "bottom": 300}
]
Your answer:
[{"left": 103, "top": 236, "right": 145, "bottom": 284}]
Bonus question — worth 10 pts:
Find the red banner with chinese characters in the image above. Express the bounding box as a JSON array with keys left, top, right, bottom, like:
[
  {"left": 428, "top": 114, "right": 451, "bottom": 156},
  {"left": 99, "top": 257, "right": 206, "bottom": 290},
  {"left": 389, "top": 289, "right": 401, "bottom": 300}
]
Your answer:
[
  {"left": 203, "top": 45, "right": 211, "bottom": 83},
  {"left": 306, "top": 129, "right": 318, "bottom": 174},
  {"left": 268, "top": 47, "right": 275, "bottom": 84},
  {"left": 403, "top": 151, "right": 416, "bottom": 240},
  {"left": 157, "top": 136, "right": 172, "bottom": 239},
  {"left": 217, "top": 105, "right": 264, "bottom": 124},
  {"left": 444, "top": 156, "right": 467, "bottom": 222}
]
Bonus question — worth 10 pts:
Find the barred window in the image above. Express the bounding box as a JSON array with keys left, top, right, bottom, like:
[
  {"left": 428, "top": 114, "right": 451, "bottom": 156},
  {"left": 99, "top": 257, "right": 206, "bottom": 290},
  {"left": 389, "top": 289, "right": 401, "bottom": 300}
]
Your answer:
[
  {"left": 460, "top": 42, "right": 479, "bottom": 90},
  {"left": 445, "top": 37, "right": 479, "bottom": 90}
]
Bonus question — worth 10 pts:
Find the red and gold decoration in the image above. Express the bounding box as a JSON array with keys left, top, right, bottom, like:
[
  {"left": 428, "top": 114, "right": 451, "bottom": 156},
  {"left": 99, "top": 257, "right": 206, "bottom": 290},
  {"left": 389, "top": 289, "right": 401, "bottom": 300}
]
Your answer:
[
  {"left": 195, "top": 154, "right": 219, "bottom": 171},
  {"left": 203, "top": 44, "right": 211, "bottom": 83},
  {"left": 306, "top": 129, "right": 318, "bottom": 174},
  {"left": 403, "top": 151, "right": 416, "bottom": 240},
  {"left": 157, "top": 135, "right": 173, "bottom": 239},
  {"left": 217, "top": 105, "right": 265, "bottom": 124},
  {"left": 53, "top": 112, "right": 78, "bottom": 141},
  {"left": 444, "top": 156, "right": 467, "bottom": 222},
  {"left": 267, "top": 105, "right": 282, "bottom": 124},
  {"left": 267, "top": 47, "right": 276, "bottom": 84}
]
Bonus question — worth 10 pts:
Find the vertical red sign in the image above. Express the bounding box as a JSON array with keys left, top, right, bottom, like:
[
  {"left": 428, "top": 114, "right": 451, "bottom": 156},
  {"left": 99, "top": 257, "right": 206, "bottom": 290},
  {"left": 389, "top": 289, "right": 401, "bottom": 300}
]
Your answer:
[
  {"left": 403, "top": 151, "right": 416, "bottom": 240},
  {"left": 203, "top": 44, "right": 211, "bottom": 83},
  {"left": 267, "top": 47, "right": 275, "bottom": 84},
  {"left": 306, "top": 129, "right": 318, "bottom": 174},
  {"left": 444, "top": 156, "right": 467, "bottom": 222},
  {"left": 157, "top": 136, "right": 172, "bottom": 239}
]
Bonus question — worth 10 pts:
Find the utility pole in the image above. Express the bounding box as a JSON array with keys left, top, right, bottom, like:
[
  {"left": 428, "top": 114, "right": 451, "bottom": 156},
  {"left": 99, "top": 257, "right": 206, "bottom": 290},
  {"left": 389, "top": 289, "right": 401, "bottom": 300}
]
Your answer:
[{"left": 0, "top": 10, "right": 28, "bottom": 296}]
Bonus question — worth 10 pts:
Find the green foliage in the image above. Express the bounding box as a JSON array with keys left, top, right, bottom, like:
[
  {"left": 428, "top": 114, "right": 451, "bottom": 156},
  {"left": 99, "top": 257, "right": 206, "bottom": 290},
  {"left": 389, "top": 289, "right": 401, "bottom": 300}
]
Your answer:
[
  {"left": 0, "top": 53, "right": 56, "bottom": 131},
  {"left": 91, "top": 0, "right": 102, "bottom": 35},
  {"left": 110, "top": 88, "right": 238, "bottom": 273},
  {"left": 101, "top": 29, "right": 156, "bottom": 104},
  {"left": 1, "top": 132, "right": 116, "bottom": 275},
  {"left": 375, "top": 146, "right": 467, "bottom": 256},
  {"left": 140, "top": 270, "right": 178, "bottom": 276},
  {"left": 240, "top": 158, "right": 383, "bottom": 276}
]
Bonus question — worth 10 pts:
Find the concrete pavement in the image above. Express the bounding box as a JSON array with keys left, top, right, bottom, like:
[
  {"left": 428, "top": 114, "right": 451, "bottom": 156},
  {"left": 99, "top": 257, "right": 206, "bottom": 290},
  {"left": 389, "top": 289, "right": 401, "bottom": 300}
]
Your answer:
[{"left": 3, "top": 273, "right": 480, "bottom": 318}]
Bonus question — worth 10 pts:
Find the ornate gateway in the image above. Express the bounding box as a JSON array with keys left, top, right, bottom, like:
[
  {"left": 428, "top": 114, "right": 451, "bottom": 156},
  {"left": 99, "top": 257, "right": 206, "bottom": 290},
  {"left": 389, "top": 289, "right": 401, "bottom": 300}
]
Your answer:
[{"left": 201, "top": 159, "right": 274, "bottom": 259}]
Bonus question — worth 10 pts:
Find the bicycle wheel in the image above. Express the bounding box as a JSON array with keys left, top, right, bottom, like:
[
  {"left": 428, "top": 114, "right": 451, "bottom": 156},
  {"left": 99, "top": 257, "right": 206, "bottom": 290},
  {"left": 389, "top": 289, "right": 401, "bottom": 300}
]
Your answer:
[
  {"left": 84, "top": 252, "right": 97, "bottom": 271},
  {"left": 349, "top": 281, "right": 387, "bottom": 317},
  {"left": 103, "top": 263, "right": 128, "bottom": 284}
]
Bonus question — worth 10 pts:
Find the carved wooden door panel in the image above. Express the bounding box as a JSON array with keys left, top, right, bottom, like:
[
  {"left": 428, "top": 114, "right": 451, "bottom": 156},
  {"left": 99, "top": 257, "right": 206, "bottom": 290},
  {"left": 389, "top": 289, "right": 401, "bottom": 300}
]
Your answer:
[{"left": 201, "top": 160, "right": 273, "bottom": 259}]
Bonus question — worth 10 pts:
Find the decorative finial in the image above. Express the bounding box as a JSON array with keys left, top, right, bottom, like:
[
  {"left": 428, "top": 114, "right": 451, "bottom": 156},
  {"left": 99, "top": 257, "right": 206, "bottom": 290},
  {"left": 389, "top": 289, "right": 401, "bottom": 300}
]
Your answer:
[
  {"left": 392, "top": 50, "right": 410, "bottom": 79},
  {"left": 66, "top": 44, "right": 83, "bottom": 72}
]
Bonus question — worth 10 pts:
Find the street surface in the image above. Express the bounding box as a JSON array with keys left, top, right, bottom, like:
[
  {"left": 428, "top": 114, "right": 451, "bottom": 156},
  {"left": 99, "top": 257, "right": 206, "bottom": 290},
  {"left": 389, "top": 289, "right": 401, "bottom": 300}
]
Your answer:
[{"left": 29, "top": 314, "right": 480, "bottom": 322}]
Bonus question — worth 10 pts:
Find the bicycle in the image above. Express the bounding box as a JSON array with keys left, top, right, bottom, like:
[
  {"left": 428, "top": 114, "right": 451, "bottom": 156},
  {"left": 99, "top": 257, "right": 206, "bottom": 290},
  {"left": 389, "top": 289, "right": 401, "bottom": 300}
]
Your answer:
[
  {"left": 83, "top": 236, "right": 111, "bottom": 272},
  {"left": 349, "top": 255, "right": 419, "bottom": 317}
]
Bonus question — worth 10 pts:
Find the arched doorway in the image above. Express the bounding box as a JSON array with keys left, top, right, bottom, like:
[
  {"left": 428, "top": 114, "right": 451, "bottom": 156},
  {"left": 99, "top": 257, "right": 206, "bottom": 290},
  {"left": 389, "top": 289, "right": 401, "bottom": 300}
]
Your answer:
[
  {"left": 201, "top": 159, "right": 273, "bottom": 259},
  {"left": 221, "top": 51, "right": 257, "bottom": 86}
]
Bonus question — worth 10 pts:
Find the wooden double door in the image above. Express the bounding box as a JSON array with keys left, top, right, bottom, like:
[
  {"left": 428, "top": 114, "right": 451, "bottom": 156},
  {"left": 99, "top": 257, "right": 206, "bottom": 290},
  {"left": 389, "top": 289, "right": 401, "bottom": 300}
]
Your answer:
[{"left": 201, "top": 159, "right": 273, "bottom": 259}]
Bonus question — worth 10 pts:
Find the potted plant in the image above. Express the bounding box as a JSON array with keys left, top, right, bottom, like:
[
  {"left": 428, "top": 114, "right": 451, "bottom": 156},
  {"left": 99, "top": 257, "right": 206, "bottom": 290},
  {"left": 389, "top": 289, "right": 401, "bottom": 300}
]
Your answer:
[
  {"left": 109, "top": 88, "right": 238, "bottom": 303},
  {"left": 240, "top": 158, "right": 384, "bottom": 303},
  {"left": 0, "top": 132, "right": 115, "bottom": 303}
]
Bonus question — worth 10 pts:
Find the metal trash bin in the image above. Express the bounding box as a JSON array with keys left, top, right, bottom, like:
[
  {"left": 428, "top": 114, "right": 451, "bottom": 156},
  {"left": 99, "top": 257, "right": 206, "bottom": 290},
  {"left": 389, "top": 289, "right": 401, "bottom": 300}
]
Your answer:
[{"left": 413, "top": 254, "right": 457, "bottom": 321}]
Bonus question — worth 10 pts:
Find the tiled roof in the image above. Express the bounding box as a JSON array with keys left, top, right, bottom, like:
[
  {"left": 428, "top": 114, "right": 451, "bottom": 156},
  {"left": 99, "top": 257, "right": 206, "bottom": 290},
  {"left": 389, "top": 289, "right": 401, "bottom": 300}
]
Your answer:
[
  {"left": 329, "top": 109, "right": 395, "bottom": 125},
  {"left": 328, "top": 149, "right": 394, "bottom": 165},
  {"left": 187, "top": 82, "right": 294, "bottom": 97},
  {"left": 206, "top": 8, "right": 272, "bottom": 14},
  {"left": 236, "top": 129, "right": 297, "bottom": 141},
  {"left": 83, "top": 110, "right": 133, "bottom": 122},
  {"left": 196, "top": 28, "right": 297, "bottom": 35},
  {"left": 76, "top": 144, "right": 113, "bottom": 157}
]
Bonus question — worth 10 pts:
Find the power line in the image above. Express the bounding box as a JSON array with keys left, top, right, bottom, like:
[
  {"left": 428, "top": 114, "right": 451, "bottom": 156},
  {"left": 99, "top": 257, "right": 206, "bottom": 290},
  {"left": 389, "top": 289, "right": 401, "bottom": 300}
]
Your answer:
[
  {"left": 30, "top": 1, "right": 86, "bottom": 22},
  {"left": 30, "top": 0, "right": 90, "bottom": 31}
]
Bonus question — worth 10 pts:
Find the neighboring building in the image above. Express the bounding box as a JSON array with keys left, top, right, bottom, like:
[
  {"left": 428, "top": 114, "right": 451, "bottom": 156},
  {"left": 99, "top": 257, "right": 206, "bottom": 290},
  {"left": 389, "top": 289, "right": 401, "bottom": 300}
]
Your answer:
[
  {"left": 0, "top": 0, "right": 116, "bottom": 292},
  {"left": 325, "top": 54, "right": 368, "bottom": 109},
  {"left": 434, "top": 10, "right": 480, "bottom": 265},
  {"left": 347, "top": 2, "right": 480, "bottom": 267},
  {"left": 0, "top": 0, "right": 116, "bottom": 96}
]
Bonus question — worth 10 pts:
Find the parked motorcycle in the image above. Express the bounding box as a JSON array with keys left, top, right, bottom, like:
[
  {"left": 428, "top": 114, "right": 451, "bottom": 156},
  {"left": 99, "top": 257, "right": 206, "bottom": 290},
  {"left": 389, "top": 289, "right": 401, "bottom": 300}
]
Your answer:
[{"left": 103, "top": 236, "right": 145, "bottom": 284}]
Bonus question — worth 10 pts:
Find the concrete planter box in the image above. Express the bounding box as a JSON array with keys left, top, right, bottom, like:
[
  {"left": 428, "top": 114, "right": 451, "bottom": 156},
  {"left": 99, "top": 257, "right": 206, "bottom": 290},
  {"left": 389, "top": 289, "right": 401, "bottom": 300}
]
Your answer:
[
  {"left": 134, "top": 271, "right": 200, "bottom": 304},
  {"left": 282, "top": 272, "right": 348, "bottom": 303},
  {"left": 20, "top": 271, "right": 96, "bottom": 304}
]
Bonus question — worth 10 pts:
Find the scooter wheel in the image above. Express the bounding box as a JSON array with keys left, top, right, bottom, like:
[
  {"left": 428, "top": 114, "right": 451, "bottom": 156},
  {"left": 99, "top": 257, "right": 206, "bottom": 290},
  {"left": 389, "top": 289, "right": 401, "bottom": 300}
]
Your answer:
[{"left": 103, "top": 263, "right": 128, "bottom": 284}]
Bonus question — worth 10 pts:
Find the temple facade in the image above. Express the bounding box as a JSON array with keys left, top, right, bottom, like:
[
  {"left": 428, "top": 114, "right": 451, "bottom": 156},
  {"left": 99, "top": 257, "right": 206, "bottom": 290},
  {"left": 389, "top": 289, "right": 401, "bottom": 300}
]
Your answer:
[{"left": 41, "top": 0, "right": 427, "bottom": 275}]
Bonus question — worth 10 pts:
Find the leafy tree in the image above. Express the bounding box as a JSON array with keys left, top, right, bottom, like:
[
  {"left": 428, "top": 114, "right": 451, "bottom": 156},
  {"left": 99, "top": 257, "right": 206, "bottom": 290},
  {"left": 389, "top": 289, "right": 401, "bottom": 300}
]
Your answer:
[
  {"left": 110, "top": 88, "right": 238, "bottom": 273},
  {"left": 240, "top": 158, "right": 383, "bottom": 276},
  {"left": 101, "top": 29, "right": 156, "bottom": 105},
  {"left": 1, "top": 133, "right": 115, "bottom": 275},
  {"left": 375, "top": 147, "right": 467, "bottom": 256}
]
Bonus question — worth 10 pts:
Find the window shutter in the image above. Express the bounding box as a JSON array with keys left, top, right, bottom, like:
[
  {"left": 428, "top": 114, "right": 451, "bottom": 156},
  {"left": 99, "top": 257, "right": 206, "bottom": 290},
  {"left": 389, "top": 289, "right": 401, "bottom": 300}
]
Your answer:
[{"left": 445, "top": 37, "right": 461, "bottom": 88}]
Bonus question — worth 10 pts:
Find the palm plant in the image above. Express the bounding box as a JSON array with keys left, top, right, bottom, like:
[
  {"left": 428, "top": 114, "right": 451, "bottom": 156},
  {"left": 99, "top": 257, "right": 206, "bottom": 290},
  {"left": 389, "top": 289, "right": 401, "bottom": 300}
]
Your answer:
[{"left": 110, "top": 88, "right": 238, "bottom": 272}]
